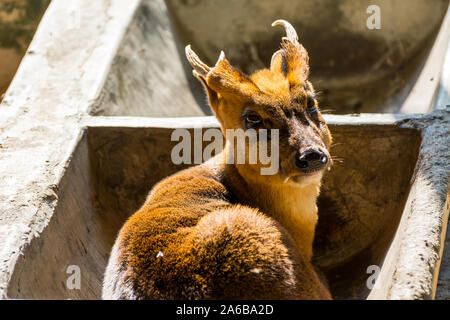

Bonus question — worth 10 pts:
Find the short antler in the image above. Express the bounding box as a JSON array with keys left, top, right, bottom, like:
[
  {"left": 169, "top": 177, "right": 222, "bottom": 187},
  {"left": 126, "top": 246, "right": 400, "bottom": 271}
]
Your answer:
[
  {"left": 185, "top": 45, "right": 226, "bottom": 78},
  {"left": 272, "top": 19, "right": 300, "bottom": 47},
  {"left": 185, "top": 45, "right": 210, "bottom": 77},
  {"left": 270, "top": 19, "right": 309, "bottom": 80}
]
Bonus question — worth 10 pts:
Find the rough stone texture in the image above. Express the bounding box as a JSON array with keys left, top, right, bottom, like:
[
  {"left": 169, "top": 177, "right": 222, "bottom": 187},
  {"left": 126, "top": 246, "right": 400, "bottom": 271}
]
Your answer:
[
  {"left": 391, "top": 113, "right": 449, "bottom": 299},
  {"left": 7, "top": 134, "right": 105, "bottom": 299},
  {"left": 368, "top": 111, "right": 450, "bottom": 299},
  {"left": 89, "top": 0, "right": 207, "bottom": 117},
  {"left": 0, "top": 0, "right": 449, "bottom": 300},
  {"left": 0, "top": 0, "right": 141, "bottom": 298},
  {"left": 385, "top": 112, "right": 450, "bottom": 299}
]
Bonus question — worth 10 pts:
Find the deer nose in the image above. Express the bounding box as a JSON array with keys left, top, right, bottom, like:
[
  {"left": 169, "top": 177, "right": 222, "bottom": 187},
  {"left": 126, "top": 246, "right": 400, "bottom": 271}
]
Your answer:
[{"left": 294, "top": 148, "right": 328, "bottom": 172}]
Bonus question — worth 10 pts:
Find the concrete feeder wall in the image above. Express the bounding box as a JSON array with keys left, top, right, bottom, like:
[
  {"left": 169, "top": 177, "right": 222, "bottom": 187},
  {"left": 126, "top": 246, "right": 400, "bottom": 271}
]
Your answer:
[{"left": 0, "top": 0, "right": 449, "bottom": 299}]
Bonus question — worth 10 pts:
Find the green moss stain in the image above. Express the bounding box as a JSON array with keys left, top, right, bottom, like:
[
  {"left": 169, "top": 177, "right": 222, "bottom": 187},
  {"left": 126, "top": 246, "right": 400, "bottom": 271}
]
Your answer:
[
  {"left": 0, "top": 0, "right": 50, "bottom": 50},
  {"left": 0, "top": 0, "right": 50, "bottom": 100}
]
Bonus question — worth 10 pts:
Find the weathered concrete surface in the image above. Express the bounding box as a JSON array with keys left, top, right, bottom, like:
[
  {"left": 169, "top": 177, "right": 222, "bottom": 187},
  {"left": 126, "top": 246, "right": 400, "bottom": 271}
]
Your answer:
[
  {"left": 0, "top": 0, "right": 141, "bottom": 298},
  {"left": 6, "top": 134, "right": 105, "bottom": 299},
  {"left": 393, "top": 114, "right": 449, "bottom": 299},
  {"left": 0, "top": 0, "right": 449, "bottom": 300},
  {"left": 89, "top": 0, "right": 207, "bottom": 117},
  {"left": 368, "top": 111, "right": 450, "bottom": 299}
]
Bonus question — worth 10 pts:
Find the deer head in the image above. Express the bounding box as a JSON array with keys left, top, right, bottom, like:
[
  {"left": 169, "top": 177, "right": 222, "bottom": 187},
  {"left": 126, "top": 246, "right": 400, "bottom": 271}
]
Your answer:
[{"left": 185, "top": 20, "right": 332, "bottom": 188}]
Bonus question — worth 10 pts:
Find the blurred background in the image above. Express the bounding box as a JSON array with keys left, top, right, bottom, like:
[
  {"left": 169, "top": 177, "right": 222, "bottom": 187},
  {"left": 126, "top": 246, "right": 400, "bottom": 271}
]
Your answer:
[{"left": 0, "top": 0, "right": 49, "bottom": 101}]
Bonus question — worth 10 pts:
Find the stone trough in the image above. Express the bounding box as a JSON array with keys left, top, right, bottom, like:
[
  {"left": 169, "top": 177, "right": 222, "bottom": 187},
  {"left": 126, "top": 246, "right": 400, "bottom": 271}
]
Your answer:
[{"left": 0, "top": 0, "right": 449, "bottom": 299}]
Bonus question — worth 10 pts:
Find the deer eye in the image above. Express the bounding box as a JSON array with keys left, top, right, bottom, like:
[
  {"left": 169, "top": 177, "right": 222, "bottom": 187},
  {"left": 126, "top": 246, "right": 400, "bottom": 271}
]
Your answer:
[
  {"left": 307, "top": 96, "right": 316, "bottom": 110},
  {"left": 244, "top": 112, "right": 263, "bottom": 126}
]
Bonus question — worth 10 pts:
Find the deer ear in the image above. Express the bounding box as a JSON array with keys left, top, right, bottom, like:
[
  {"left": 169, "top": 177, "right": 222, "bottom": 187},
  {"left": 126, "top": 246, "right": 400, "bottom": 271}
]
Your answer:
[
  {"left": 271, "top": 20, "right": 310, "bottom": 86},
  {"left": 192, "top": 69, "right": 219, "bottom": 110},
  {"left": 206, "top": 59, "right": 260, "bottom": 100},
  {"left": 270, "top": 49, "right": 286, "bottom": 74},
  {"left": 185, "top": 45, "right": 260, "bottom": 104}
]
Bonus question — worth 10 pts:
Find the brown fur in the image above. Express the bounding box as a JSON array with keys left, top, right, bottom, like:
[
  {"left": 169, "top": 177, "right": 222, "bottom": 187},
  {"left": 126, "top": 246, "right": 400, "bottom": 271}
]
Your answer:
[{"left": 102, "top": 20, "right": 332, "bottom": 300}]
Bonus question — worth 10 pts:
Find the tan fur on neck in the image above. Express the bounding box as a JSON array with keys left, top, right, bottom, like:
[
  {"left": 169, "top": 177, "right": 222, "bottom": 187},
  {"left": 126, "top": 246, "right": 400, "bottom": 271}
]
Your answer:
[
  {"left": 216, "top": 146, "right": 321, "bottom": 261},
  {"left": 249, "top": 181, "right": 320, "bottom": 261}
]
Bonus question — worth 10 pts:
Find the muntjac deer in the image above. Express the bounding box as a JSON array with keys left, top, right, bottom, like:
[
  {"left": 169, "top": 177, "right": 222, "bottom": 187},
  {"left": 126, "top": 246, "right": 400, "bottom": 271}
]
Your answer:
[{"left": 103, "top": 20, "right": 333, "bottom": 300}]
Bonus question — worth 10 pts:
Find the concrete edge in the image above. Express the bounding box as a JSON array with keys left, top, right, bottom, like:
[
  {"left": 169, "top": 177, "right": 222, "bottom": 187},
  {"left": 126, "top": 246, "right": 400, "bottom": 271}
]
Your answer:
[
  {"left": 368, "top": 109, "right": 450, "bottom": 299},
  {"left": 83, "top": 113, "right": 427, "bottom": 129},
  {"left": 0, "top": 0, "right": 141, "bottom": 298}
]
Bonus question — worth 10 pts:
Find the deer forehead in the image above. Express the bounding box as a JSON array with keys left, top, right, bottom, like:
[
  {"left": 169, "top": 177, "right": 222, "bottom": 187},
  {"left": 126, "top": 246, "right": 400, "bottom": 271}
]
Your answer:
[{"left": 247, "top": 70, "right": 312, "bottom": 115}]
